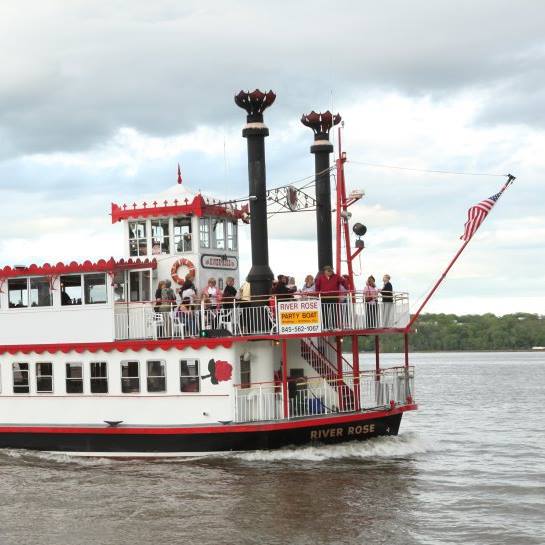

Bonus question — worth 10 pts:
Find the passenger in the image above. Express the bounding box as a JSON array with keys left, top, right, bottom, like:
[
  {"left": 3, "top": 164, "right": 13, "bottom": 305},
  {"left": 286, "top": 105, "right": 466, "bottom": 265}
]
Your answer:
[
  {"left": 301, "top": 274, "right": 316, "bottom": 294},
  {"left": 154, "top": 280, "right": 165, "bottom": 313},
  {"left": 363, "top": 275, "right": 379, "bottom": 329},
  {"left": 381, "top": 274, "right": 394, "bottom": 327},
  {"left": 287, "top": 276, "right": 297, "bottom": 293},
  {"left": 315, "top": 265, "right": 347, "bottom": 329},
  {"left": 180, "top": 274, "right": 197, "bottom": 304},
  {"left": 61, "top": 287, "right": 72, "bottom": 306},
  {"left": 272, "top": 274, "right": 293, "bottom": 299},
  {"left": 177, "top": 297, "right": 197, "bottom": 336},
  {"left": 202, "top": 277, "right": 220, "bottom": 307},
  {"left": 202, "top": 277, "right": 220, "bottom": 329},
  {"left": 160, "top": 280, "right": 177, "bottom": 337},
  {"left": 238, "top": 277, "right": 252, "bottom": 334},
  {"left": 222, "top": 276, "right": 237, "bottom": 304}
]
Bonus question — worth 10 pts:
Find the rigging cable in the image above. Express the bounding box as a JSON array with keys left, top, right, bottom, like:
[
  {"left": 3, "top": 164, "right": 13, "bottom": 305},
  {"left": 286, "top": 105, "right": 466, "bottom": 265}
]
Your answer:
[{"left": 348, "top": 160, "right": 509, "bottom": 178}]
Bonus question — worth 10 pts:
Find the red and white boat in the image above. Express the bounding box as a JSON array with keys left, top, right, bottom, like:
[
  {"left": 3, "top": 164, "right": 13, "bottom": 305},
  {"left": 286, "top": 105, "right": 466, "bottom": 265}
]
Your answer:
[{"left": 0, "top": 90, "right": 416, "bottom": 456}]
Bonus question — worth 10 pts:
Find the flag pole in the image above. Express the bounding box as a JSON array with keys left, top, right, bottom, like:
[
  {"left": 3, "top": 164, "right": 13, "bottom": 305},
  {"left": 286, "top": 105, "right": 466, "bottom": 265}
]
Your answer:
[{"left": 405, "top": 174, "right": 515, "bottom": 332}]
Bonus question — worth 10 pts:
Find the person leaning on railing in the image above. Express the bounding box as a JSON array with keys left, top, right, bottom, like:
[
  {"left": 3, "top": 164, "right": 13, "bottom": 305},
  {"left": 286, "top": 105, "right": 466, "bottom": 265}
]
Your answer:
[
  {"left": 363, "top": 275, "right": 379, "bottom": 328},
  {"left": 237, "top": 278, "right": 252, "bottom": 334},
  {"left": 315, "top": 265, "right": 348, "bottom": 330},
  {"left": 380, "top": 274, "right": 393, "bottom": 327}
]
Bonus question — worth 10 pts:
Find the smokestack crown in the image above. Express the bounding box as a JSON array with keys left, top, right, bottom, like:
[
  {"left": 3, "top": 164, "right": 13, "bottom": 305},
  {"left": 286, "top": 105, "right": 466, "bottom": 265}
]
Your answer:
[
  {"left": 301, "top": 111, "right": 342, "bottom": 141},
  {"left": 235, "top": 89, "right": 276, "bottom": 123}
]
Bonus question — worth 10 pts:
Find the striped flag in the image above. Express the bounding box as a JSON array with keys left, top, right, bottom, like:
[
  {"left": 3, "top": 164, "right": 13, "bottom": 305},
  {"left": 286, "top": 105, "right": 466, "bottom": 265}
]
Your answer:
[
  {"left": 177, "top": 163, "right": 183, "bottom": 185},
  {"left": 460, "top": 191, "right": 502, "bottom": 241}
]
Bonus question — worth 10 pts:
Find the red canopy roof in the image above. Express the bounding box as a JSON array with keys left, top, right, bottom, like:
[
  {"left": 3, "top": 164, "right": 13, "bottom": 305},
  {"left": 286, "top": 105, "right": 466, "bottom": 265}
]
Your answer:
[
  {"left": 0, "top": 258, "right": 156, "bottom": 279},
  {"left": 111, "top": 194, "right": 248, "bottom": 223}
]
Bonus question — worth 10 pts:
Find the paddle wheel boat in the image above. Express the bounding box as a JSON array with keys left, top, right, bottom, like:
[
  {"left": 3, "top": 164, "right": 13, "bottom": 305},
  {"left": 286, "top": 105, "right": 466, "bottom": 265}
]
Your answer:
[{"left": 0, "top": 90, "right": 416, "bottom": 456}]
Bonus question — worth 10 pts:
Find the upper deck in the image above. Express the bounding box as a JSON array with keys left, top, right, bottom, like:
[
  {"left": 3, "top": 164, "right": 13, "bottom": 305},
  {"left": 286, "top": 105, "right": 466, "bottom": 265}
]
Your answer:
[
  {"left": 0, "top": 257, "right": 409, "bottom": 349},
  {"left": 114, "top": 291, "right": 410, "bottom": 342}
]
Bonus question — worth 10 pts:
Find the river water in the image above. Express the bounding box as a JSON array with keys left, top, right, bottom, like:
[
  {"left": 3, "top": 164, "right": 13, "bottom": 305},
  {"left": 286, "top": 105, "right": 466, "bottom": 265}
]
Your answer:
[{"left": 0, "top": 352, "right": 544, "bottom": 545}]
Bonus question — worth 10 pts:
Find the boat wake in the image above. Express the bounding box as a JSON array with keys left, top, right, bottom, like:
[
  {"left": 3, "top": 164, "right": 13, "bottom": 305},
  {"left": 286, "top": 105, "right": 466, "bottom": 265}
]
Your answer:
[
  {"left": 231, "top": 432, "right": 431, "bottom": 463},
  {"left": 0, "top": 433, "right": 431, "bottom": 465}
]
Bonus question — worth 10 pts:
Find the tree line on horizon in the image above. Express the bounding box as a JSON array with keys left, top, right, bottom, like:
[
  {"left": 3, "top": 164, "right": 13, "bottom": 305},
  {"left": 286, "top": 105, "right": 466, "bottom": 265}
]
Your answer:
[{"left": 358, "top": 313, "right": 545, "bottom": 352}]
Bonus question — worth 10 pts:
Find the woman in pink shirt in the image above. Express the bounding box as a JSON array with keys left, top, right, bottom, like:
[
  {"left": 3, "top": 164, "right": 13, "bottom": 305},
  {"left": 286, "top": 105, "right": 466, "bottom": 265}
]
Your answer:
[{"left": 363, "top": 275, "right": 379, "bottom": 328}]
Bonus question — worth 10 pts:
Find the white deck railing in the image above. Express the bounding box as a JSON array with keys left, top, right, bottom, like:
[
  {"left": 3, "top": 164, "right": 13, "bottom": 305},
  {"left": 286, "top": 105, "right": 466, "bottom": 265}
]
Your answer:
[
  {"left": 114, "top": 292, "right": 410, "bottom": 340},
  {"left": 233, "top": 366, "right": 415, "bottom": 423}
]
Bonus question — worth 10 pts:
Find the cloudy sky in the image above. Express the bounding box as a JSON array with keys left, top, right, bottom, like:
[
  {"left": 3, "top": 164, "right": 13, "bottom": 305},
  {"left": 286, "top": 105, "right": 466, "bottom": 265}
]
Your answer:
[{"left": 1, "top": 0, "right": 544, "bottom": 315}]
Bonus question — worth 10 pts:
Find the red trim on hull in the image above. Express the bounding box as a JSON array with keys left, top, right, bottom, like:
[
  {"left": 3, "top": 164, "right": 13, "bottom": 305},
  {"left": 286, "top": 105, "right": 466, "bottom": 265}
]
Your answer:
[{"left": 0, "top": 405, "right": 417, "bottom": 435}]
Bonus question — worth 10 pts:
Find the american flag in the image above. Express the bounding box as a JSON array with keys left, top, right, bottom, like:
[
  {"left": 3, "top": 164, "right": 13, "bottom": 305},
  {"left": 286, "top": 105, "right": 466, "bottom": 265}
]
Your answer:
[{"left": 460, "top": 191, "right": 502, "bottom": 241}]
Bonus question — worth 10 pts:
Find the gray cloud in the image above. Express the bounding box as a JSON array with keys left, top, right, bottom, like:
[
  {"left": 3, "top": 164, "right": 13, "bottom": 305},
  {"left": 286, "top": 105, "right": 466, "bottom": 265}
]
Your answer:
[{"left": 1, "top": 0, "right": 545, "bottom": 158}]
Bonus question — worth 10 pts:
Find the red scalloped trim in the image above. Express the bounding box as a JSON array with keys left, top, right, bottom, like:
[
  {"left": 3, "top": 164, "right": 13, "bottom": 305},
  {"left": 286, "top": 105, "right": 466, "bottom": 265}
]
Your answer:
[
  {"left": 0, "top": 338, "right": 234, "bottom": 355},
  {"left": 0, "top": 258, "right": 157, "bottom": 279},
  {"left": 111, "top": 195, "right": 248, "bottom": 223}
]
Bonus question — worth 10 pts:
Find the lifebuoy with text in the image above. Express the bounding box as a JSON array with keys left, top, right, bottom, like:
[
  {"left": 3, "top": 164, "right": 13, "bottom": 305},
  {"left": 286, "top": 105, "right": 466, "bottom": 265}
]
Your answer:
[{"left": 171, "top": 258, "right": 196, "bottom": 285}]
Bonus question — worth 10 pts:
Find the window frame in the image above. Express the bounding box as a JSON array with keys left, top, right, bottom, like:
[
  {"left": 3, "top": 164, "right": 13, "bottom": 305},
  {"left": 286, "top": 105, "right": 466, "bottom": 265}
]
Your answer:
[
  {"left": 84, "top": 273, "right": 108, "bottom": 305},
  {"left": 36, "top": 361, "right": 53, "bottom": 394},
  {"left": 173, "top": 217, "right": 192, "bottom": 253},
  {"left": 7, "top": 277, "right": 30, "bottom": 308},
  {"left": 90, "top": 361, "right": 108, "bottom": 394},
  {"left": 128, "top": 220, "right": 148, "bottom": 257},
  {"left": 240, "top": 358, "right": 251, "bottom": 389},
  {"left": 121, "top": 360, "right": 140, "bottom": 394},
  {"left": 60, "top": 274, "right": 83, "bottom": 306},
  {"left": 12, "top": 362, "right": 30, "bottom": 394},
  {"left": 66, "top": 362, "right": 84, "bottom": 394},
  {"left": 212, "top": 218, "right": 226, "bottom": 250},
  {"left": 150, "top": 219, "right": 171, "bottom": 255},
  {"left": 146, "top": 360, "right": 167, "bottom": 393},
  {"left": 199, "top": 217, "right": 210, "bottom": 249},
  {"left": 227, "top": 221, "right": 237, "bottom": 251},
  {"left": 180, "top": 359, "right": 200, "bottom": 393},
  {"left": 129, "top": 269, "right": 152, "bottom": 302}
]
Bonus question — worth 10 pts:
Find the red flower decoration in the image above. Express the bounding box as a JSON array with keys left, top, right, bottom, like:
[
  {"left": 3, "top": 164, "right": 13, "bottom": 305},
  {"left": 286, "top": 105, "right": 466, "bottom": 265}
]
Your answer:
[{"left": 214, "top": 360, "right": 233, "bottom": 382}]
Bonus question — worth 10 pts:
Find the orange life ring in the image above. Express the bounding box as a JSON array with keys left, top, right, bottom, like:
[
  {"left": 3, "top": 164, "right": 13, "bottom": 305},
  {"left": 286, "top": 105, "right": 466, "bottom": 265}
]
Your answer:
[{"left": 171, "top": 258, "right": 196, "bottom": 285}]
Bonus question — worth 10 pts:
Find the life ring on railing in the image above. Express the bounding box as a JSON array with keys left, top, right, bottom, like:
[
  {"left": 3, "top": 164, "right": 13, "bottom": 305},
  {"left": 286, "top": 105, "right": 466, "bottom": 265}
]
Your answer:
[{"left": 171, "top": 258, "right": 196, "bottom": 285}]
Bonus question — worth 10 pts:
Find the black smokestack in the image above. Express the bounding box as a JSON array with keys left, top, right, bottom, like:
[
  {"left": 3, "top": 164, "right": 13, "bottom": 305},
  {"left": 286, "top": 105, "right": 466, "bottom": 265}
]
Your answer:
[
  {"left": 235, "top": 89, "right": 276, "bottom": 297},
  {"left": 301, "top": 111, "right": 341, "bottom": 271}
]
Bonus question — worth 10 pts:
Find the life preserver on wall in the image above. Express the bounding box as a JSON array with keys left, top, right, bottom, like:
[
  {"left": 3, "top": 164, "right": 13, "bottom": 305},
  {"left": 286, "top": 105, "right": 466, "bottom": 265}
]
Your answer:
[{"left": 171, "top": 258, "right": 196, "bottom": 285}]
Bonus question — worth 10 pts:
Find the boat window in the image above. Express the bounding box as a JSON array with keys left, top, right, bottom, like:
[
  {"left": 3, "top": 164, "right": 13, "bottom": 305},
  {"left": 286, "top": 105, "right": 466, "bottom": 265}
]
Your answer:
[
  {"left": 180, "top": 359, "right": 200, "bottom": 392},
  {"left": 129, "top": 221, "right": 148, "bottom": 257},
  {"left": 61, "top": 275, "right": 82, "bottom": 306},
  {"left": 121, "top": 361, "right": 140, "bottom": 393},
  {"left": 151, "top": 219, "right": 170, "bottom": 255},
  {"left": 240, "top": 357, "right": 251, "bottom": 389},
  {"left": 8, "top": 278, "right": 28, "bottom": 308},
  {"left": 113, "top": 271, "right": 127, "bottom": 303},
  {"left": 30, "top": 277, "right": 53, "bottom": 307},
  {"left": 227, "top": 221, "right": 237, "bottom": 251},
  {"left": 173, "top": 217, "right": 192, "bottom": 252},
  {"left": 213, "top": 218, "right": 225, "bottom": 249},
  {"left": 84, "top": 273, "right": 107, "bottom": 304},
  {"left": 90, "top": 362, "right": 108, "bottom": 394},
  {"left": 199, "top": 218, "right": 210, "bottom": 248},
  {"left": 36, "top": 362, "right": 53, "bottom": 393},
  {"left": 13, "top": 363, "right": 29, "bottom": 394},
  {"left": 147, "top": 360, "right": 166, "bottom": 393},
  {"left": 129, "top": 270, "right": 151, "bottom": 302},
  {"left": 66, "top": 362, "right": 83, "bottom": 394}
]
